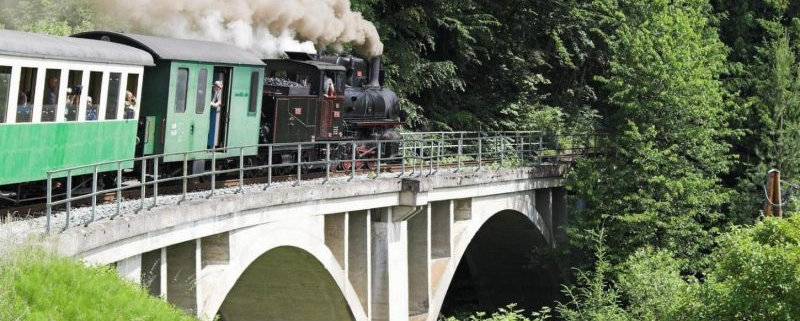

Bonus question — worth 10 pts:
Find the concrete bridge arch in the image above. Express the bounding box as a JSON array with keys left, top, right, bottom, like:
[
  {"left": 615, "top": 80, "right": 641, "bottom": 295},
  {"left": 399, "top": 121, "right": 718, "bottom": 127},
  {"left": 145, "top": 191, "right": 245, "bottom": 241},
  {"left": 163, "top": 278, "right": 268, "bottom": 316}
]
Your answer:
[
  {"left": 203, "top": 227, "right": 367, "bottom": 321},
  {"left": 424, "top": 189, "right": 564, "bottom": 320}
]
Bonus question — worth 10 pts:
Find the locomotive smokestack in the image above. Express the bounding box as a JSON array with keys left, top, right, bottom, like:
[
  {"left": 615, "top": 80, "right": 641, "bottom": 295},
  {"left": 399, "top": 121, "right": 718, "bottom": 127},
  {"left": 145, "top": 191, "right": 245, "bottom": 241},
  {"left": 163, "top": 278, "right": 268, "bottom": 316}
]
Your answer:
[{"left": 368, "top": 56, "right": 381, "bottom": 88}]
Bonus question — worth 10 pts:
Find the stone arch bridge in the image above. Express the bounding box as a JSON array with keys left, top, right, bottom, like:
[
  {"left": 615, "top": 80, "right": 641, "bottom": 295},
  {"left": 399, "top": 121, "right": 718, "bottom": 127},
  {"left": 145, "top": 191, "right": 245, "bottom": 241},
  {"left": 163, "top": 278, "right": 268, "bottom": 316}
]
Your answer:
[{"left": 53, "top": 166, "right": 569, "bottom": 321}]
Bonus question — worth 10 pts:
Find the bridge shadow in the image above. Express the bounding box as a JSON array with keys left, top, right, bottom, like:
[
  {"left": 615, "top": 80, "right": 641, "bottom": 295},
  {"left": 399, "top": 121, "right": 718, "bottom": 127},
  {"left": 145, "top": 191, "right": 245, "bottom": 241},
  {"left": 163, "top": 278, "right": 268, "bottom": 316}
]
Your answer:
[
  {"left": 216, "top": 246, "right": 355, "bottom": 321},
  {"left": 439, "top": 210, "right": 563, "bottom": 318}
]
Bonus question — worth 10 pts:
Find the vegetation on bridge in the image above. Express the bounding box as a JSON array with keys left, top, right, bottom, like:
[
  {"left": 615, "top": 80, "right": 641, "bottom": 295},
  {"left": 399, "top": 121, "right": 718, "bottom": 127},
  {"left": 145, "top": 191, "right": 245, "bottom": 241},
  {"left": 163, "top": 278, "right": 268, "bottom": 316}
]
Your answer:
[{"left": 0, "top": 245, "right": 197, "bottom": 321}]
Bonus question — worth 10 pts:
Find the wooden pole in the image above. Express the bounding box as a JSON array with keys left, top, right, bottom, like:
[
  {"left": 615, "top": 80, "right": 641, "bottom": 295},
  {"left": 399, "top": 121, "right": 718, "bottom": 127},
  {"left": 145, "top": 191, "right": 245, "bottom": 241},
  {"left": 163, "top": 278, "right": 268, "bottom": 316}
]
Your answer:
[
  {"left": 764, "top": 170, "right": 776, "bottom": 217},
  {"left": 773, "top": 170, "right": 783, "bottom": 218}
]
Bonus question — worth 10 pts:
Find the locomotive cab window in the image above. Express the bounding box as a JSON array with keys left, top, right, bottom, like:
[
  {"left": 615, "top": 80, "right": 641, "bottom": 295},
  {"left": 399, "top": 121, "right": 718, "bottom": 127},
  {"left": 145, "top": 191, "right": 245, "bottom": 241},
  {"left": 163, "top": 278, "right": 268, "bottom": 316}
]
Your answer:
[
  {"left": 16, "top": 67, "right": 37, "bottom": 123},
  {"left": 125, "top": 73, "right": 140, "bottom": 119},
  {"left": 86, "top": 71, "right": 102, "bottom": 121},
  {"left": 322, "top": 71, "right": 345, "bottom": 96},
  {"left": 41, "top": 69, "right": 61, "bottom": 122},
  {"left": 65, "top": 70, "right": 83, "bottom": 122},
  {"left": 175, "top": 68, "right": 189, "bottom": 113},
  {"left": 334, "top": 71, "right": 345, "bottom": 94},
  {"left": 0, "top": 66, "right": 10, "bottom": 124}
]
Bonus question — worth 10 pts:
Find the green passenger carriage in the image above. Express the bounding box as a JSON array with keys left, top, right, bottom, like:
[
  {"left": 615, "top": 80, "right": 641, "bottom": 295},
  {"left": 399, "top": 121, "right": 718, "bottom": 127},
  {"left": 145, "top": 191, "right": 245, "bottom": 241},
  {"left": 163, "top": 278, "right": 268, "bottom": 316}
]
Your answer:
[
  {"left": 0, "top": 30, "right": 153, "bottom": 187},
  {"left": 73, "top": 32, "right": 265, "bottom": 169}
]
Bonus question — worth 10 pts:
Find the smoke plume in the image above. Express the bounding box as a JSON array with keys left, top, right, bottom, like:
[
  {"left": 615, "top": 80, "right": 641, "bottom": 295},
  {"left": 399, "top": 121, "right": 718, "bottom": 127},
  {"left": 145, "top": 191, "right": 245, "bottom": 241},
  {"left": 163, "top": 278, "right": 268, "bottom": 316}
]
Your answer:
[{"left": 92, "top": 0, "right": 383, "bottom": 58}]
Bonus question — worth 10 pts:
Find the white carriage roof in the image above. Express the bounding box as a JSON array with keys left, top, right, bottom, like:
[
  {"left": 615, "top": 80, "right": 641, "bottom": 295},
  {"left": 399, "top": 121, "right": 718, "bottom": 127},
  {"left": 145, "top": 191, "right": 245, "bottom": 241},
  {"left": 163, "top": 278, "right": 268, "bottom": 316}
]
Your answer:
[
  {"left": 73, "top": 31, "right": 266, "bottom": 66},
  {"left": 0, "top": 29, "right": 154, "bottom": 66}
]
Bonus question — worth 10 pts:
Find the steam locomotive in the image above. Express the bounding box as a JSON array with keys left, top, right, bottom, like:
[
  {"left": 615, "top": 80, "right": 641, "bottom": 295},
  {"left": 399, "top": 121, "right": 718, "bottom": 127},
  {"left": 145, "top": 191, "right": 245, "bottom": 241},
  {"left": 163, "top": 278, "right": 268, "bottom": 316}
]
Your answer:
[{"left": 0, "top": 29, "right": 404, "bottom": 205}]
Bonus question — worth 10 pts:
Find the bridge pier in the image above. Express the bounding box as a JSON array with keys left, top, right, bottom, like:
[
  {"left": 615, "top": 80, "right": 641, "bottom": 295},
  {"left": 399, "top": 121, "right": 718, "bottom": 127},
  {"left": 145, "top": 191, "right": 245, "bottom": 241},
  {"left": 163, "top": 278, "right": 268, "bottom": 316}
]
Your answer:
[
  {"left": 348, "top": 210, "right": 371, "bottom": 317},
  {"left": 167, "top": 240, "right": 200, "bottom": 315}
]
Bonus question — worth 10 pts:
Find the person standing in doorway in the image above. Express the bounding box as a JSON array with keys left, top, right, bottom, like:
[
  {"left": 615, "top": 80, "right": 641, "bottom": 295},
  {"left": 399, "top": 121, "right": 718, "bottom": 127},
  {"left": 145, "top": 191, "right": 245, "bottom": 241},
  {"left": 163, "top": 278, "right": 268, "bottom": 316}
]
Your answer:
[
  {"left": 211, "top": 80, "right": 223, "bottom": 109},
  {"left": 209, "top": 80, "right": 224, "bottom": 149}
]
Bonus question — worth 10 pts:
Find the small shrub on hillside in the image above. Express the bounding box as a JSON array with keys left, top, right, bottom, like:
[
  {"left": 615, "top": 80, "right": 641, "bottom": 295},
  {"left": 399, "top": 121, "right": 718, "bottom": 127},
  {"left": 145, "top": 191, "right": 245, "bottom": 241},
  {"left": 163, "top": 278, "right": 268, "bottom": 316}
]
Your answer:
[{"left": 0, "top": 246, "right": 197, "bottom": 321}]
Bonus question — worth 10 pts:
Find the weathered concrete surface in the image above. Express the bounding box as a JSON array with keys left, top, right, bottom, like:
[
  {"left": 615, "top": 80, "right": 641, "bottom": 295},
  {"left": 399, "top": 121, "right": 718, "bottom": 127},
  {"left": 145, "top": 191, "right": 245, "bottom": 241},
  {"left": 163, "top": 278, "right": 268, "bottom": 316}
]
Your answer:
[
  {"left": 56, "top": 166, "right": 565, "bottom": 263},
  {"left": 19, "top": 165, "right": 569, "bottom": 321}
]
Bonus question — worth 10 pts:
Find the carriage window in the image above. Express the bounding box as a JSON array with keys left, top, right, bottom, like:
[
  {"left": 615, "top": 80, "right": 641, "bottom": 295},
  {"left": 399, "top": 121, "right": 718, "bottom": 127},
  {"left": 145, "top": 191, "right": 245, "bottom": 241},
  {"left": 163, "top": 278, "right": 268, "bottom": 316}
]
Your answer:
[
  {"left": 125, "top": 73, "right": 140, "bottom": 119},
  {"left": 65, "top": 70, "right": 83, "bottom": 122},
  {"left": 16, "top": 67, "right": 37, "bottom": 123},
  {"left": 0, "top": 66, "right": 10, "bottom": 123},
  {"left": 105, "top": 72, "right": 122, "bottom": 120},
  {"left": 249, "top": 71, "right": 259, "bottom": 113},
  {"left": 86, "top": 71, "right": 102, "bottom": 121},
  {"left": 175, "top": 68, "right": 189, "bottom": 113},
  {"left": 195, "top": 69, "right": 208, "bottom": 114},
  {"left": 41, "top": 69, "right": 61, "bottom": 122}
]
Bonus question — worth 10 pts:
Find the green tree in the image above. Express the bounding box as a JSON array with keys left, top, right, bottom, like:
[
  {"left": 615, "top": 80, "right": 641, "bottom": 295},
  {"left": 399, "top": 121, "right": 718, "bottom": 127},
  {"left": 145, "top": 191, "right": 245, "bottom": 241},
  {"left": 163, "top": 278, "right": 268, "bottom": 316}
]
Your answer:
[
  {"left": 616, "top": 249, "right": 697, "bottom": 321},
  {"left": 736, "top": 31, "right": 800, "bottom": 216},
  {"left": 695, "top": 216, "right": 800, "bottom": 320},
  {"left": 568, "top": 0, "right": 735, "bottom": 269},
  {"left": 712, "top": 1, "right": 800, "bottom": 220},
  {"left": 0, "top": 0, "right": 99, "bottom": 36}
]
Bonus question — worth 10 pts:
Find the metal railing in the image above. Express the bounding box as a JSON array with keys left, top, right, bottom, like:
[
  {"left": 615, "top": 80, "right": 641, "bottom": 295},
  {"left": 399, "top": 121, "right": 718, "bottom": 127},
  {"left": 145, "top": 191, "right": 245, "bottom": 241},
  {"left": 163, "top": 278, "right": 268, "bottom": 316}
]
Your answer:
[{"left": 43, "top": 131, "right": 598, "bottom": 233}]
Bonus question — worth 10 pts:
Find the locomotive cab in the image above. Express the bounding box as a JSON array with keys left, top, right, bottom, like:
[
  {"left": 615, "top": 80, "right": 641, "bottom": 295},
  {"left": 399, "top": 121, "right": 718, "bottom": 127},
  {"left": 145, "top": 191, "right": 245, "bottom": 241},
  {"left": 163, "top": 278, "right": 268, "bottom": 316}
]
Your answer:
[{"left": 261, "top": 58, "right": 347, "bottom": 146}]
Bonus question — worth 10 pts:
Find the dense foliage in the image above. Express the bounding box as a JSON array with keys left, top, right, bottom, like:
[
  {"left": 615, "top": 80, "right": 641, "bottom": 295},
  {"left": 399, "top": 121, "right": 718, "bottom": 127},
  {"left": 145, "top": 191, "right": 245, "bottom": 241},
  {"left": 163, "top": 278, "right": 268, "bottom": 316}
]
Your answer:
[{"left": 567, "top": 0, "right": 735, "bottom": 269}]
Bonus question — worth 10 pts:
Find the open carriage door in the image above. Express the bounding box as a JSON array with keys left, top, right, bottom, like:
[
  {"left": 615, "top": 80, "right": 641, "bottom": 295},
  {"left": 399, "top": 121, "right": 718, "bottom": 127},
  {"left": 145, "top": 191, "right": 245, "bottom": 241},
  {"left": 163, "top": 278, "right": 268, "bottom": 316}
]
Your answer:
[{"left": 208, "top": 67, "right": 232, "bottom": 149}]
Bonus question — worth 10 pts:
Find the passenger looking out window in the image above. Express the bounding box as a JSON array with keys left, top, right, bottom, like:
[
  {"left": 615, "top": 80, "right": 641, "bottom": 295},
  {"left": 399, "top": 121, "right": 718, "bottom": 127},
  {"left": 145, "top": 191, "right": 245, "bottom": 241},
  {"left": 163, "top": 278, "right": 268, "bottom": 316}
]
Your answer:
[
  {"left": 125, "top": 73, "right": 140, "bottom": 119},
  {"left": 86, "top": 96, "right": 96, "bottom": 120},
  {"left": 86, "top": 71, "right": 101, "bottom": 121},
  {"left": 16, "top": 67, "right": 37, "bottom": 123},
  {"left": 42, "top": 69, "right": 60, "bottom": 122},
  {"left": 66, "top": 70, "right": 83, "bottom": 122},
  {"left": 124, "top": 91, "right": 137, "bottom": 119}
]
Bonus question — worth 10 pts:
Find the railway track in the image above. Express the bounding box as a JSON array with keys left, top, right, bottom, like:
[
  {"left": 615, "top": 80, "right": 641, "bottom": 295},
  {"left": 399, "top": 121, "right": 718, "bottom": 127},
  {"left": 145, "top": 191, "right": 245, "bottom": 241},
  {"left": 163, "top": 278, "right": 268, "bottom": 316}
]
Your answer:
[
  {"left": 1, "top": 162, "right": 442, "bottom": 218},
  {"left": 2, "top": 156, "right": 574, "bottom": 221}
]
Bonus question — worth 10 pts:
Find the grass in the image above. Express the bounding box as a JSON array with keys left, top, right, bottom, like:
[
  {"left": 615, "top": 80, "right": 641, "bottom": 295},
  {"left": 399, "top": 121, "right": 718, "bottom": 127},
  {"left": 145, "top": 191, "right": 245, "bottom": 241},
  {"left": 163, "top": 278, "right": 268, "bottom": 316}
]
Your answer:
[{"left": 0, "top": 245, "right": 198, "bottom": 321}]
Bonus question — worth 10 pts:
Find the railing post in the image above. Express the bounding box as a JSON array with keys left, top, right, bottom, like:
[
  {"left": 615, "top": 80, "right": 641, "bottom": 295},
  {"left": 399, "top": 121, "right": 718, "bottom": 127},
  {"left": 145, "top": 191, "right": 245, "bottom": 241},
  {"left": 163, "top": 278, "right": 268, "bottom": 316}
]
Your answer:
[
  {"left": 151, "top": 158, "right": 159, "bottom": 209},
  {"left": 477, "top": 134, "right": 483, "bottom": 170},
  {"left": 297, "top": 143, "right": 302, "bottom": 185},
  {"left": 418, "top": 140, "right": 424, "bottom": 176},
  {"left": 351, "top": 141, "right": 357, "bottom": 180},
  {"left": 208, "top": 151, "right": 216, "bottom": 198},
  {"left": 266, "top": 146, "right": 273, "bottom": 188},
  {"left": 64, "top": 170, "right": 72, "bottom": 230},
  {"left": 517, "top": 132, "right": 523, "bottom": 166},
  {"left": 88, "top": 165, "right": 98, "bottom": 226},
  {"left": 400, "top": 139, "right": 406, "bottom": 177},
  {"left": 115, "top": 162, "right": 122, "bottom": 218},
  {"left": 457, "top": 133, "right": 463, "bottom": 172},
  {"left": 437, "top": 137, "right": 442, "bottom": 174},
  {"left": 238, "top": 148, "right": 245, "bottom": 193},
  {"left": 139, "top": 159, "right": 146, "bottom": 212},
  {"left": 500, "top": 136, "right": 505, "bottom": 167},
  {"left": 539, "top": 133, "right": 544, "bottom": 165},
  {"left": 376, "top": 141, "right": 382, "bottom": 177},
  {"left": 46, "top": 172, "right": 52, "bottom": 234},
  {"left": 181, "top": 153, "right": 188, "bottom": 203},
  {"left": 429, "top": 141, "right": 435, "bottom": 176},
  {"left": 325, "top": 142, "right": 331, "bottom": 183}
]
